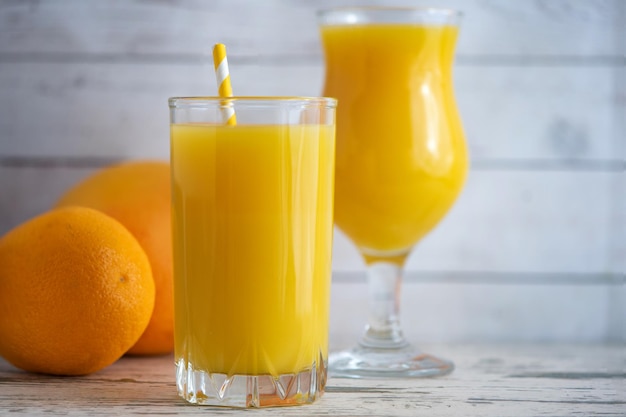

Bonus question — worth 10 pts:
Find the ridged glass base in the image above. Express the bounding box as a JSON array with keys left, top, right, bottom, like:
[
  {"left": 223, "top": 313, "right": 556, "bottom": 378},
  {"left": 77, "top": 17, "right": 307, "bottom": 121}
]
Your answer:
[{"left": 175, "top": 357, "right": 327, "bottom": 408}]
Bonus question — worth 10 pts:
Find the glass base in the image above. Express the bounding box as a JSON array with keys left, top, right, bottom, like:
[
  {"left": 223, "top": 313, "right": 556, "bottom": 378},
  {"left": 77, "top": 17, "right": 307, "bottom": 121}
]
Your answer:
[
  {"left": 175, "top": 358, "right": 326, "bottom": 408},
  {"left": 329, "top": 344, "right": 454, "bottom": 378}
]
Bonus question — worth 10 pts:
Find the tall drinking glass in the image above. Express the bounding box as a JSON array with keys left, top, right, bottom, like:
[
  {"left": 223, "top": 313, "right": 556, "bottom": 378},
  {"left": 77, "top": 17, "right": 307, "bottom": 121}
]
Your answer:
[
  {"left": 318, "top": 7, "right": 468, "bottom": 377},
  {"left": 169, "top": 97, "right": 336, "bottom": 406}
]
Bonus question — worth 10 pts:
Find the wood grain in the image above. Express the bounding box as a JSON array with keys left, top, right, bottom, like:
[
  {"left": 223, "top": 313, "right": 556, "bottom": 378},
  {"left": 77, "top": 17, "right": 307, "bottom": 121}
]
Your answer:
[
  {"left": 0, "top": 344, "right": 623, "bottom": 416},
  {"left": 1, "top": 166, "right": 621, "bottom": 274},
  {"left": 0, "top": 62, "right": 621, "bottom": 161},
  {"left": 0, "top": 0, "right": 623, "bottom": 344},
  {"left": 0, "top": 0, "right": 622, "bottom": 57},
  {"left": 329, "top": 279, "right": 624, "bottom": 345}
]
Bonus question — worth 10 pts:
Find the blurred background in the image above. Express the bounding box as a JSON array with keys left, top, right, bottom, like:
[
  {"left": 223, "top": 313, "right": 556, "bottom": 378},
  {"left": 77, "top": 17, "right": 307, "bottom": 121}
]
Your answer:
[{"left": 0, "top": 0, "right": 623, "bottom": 346}]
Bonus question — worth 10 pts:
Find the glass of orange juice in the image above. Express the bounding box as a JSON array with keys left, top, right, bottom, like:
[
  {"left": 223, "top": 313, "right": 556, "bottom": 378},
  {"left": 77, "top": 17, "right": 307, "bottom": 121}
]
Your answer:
[
  {"left": 318, "top": 7, "right": 468, "bottom": 377},
  {"left": 169, "top": 97, "right": 336, "bottom": 406}
]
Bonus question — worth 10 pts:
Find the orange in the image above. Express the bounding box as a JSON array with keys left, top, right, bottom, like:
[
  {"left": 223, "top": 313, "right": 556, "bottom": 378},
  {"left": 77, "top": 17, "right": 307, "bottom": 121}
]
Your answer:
[
  {"left": 56, "top": 160, "right": 173, "bottom": 355},
  {"left": 0, "top": 206, "right": 155, "bottom": 376}
]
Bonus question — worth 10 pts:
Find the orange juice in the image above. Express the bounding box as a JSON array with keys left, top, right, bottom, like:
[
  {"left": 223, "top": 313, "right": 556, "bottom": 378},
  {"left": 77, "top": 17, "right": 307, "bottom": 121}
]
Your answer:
[
  {"left": 321, "top": 24, "right": 468, "bottom": 255},
  {"left": 170, "top": 123, "right": 334, "bottom": 376}
]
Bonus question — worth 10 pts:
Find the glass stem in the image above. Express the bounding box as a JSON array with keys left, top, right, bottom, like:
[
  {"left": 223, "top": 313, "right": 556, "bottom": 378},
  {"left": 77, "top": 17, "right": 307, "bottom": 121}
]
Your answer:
[{"left": 359, "top": 261, "right": 409, "bottom": 349}]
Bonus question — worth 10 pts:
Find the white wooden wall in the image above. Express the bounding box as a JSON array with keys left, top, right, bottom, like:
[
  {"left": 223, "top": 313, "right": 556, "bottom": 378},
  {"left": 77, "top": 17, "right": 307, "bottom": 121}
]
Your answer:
[{"left": 0, "top": 0, "right": 624, "bottom": 344}]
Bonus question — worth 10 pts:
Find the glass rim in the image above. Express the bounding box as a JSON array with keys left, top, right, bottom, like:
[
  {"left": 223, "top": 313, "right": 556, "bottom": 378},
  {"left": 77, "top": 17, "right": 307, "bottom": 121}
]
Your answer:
[
  {"left": 317, "top": 6, "right": 463, "bottom": 26},
  {"left": 169, "top": 96, "right": 337, "bottom": 109}
]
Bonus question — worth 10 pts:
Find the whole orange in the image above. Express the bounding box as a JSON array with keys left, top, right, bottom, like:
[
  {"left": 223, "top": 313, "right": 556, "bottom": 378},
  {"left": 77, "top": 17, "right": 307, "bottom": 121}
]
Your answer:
[
  {"left": 56, "top": 160, "right": 173, "bottom": 355},
  {"left": 0, "top": 206, "right": 155, "bottom": 375}
]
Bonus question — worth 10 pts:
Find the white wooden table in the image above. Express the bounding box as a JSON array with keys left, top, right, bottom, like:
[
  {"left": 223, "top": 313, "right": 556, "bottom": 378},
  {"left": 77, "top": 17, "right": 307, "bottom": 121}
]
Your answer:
[{"left": 1, "top": 343, "right": 623, "bottom": 416}]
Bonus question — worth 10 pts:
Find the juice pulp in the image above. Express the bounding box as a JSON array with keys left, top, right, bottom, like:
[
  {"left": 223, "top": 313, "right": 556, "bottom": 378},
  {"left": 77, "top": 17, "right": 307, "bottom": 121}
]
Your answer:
[
  {"left": 170, "top": 124, "right": 334, "bottom": 376},
  {"left": 321, "top": 24, "right": 468, "bottom": 254}
]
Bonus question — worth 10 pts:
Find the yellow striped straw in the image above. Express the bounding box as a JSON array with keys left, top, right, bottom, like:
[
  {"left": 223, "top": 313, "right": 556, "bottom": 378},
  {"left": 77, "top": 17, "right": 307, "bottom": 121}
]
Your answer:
[{"left": 212, "top": 43, "right": 237, "bottom": 125}]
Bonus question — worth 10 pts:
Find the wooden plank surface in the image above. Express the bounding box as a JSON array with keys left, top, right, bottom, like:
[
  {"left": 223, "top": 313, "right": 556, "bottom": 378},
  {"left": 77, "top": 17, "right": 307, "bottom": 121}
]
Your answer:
[
  {"left": 0, "top": 62, "right": 621, "bottom": 161},
  {"left": 1, "top": 165, "right": 623, "bottom": 343},
  {"left": 0, "top": 0, "right": 623, "bottom": 346},
  {"left": 1, "top": 166, "right": 621, "bottom": 274},
  {"left": 0, "top": 344, "right": 623, "bottom": 416},
  {"left": 329, "top": 279, "right": 624, "bottom": 346},
  {"left": 0, "top": 0, "right": 622, "bottom": 57}
]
